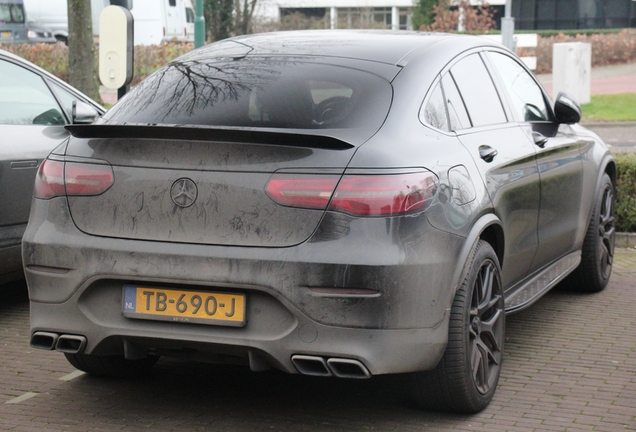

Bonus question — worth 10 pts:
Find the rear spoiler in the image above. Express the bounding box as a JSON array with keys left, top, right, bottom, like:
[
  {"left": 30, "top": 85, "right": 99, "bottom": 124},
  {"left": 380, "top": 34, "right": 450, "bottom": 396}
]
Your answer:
[{"left": 65, "top": 124, "right": 355, "bottom": 151}]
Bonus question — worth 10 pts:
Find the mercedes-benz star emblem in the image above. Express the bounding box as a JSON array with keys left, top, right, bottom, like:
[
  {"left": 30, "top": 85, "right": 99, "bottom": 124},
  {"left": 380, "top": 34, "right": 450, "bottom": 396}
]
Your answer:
[{"left": 170, "top": 178, "right": 198, "bottom": 208}]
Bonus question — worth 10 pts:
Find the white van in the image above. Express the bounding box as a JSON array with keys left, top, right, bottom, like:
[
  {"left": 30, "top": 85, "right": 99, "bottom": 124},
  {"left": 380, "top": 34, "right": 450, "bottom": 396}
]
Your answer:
[
  {"left": 24, "top": 0, "right": 194, "bottom": 45},
  {"left": 128, "top": 0, "right": 194, "bottom": 45}
]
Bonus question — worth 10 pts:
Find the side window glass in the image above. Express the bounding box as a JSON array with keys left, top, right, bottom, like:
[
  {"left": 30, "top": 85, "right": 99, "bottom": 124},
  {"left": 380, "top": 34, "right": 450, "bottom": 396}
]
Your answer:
[
  {"left": 421, "top": 81, "right": 449, "bottom": 131},
  {"left": 450, "top": 54, "right": 507, "bottom": 127},
  {"left": 441, "top": 73, "right": 470, "bottom": 131},
  {"left": 487, "top": 52, "right": 549, "bottom": 122},
  {"left": 0, "top": 60, "right": 65, "bottom": 125},
  {"left": 49, "top": 81, "right": 78, "bottom": 122}
]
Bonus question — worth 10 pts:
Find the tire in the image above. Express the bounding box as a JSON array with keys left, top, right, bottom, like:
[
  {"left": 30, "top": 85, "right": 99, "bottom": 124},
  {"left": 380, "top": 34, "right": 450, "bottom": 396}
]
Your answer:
[
  {"left": 565, "top": 173, "right": 615, "bottom": 293},
  {"left": 411, "top": 240, "right": 505, "bottom": 413},
  {"left": 64, "top": 352, "right": 159, "bottom": 378}
]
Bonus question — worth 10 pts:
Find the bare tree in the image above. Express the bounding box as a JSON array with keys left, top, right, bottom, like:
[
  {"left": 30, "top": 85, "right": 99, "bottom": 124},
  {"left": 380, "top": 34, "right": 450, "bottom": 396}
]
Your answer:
[
  {"left": 204, "top": 0, "right": 258, "bottom": 42},
  {"left": 67, "top": 0, "right": 100, "bottom": 102}
]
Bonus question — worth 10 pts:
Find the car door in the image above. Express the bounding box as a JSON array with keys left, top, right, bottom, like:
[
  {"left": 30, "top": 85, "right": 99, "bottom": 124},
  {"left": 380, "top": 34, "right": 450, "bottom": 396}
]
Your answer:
[
  {"left": 443, "top": 52, "right": 541, "bottom": 289},
  {"left": 0, "top": 56, "right": 68, "bottom": 258},
  {"left": 485, "top": 51, "right": 587, "bottom": 271}
]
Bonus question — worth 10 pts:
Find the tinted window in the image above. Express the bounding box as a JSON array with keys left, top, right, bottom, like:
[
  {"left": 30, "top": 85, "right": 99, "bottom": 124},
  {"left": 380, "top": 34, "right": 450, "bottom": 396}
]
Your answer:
[
  {"left": 450, "top": 54, "right": 507, "bottom": 127},
  {"left": 103, "top": 57, "right": 393, "bottom": 131},
  {"left": 0, "top": 59, "right": 65, "bottom": 125},
  {"left": 487, "top": 52, "right": 549, "bottom": 122},
  {"left": 442, "top": 73, "right": 470, "bottom": 131},
  {"left": 421, "top": 81, "right": 449, "bottom": 131}
]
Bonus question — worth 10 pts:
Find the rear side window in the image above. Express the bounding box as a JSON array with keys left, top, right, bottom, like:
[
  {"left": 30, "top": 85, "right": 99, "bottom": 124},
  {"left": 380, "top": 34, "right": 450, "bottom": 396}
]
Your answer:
[
  {"left": 442, "top": 74, "right": 471, "bottom": 131},
  {"left": 450, "top": 53, "right": 507, "bottom": 127},
  {"left": 103, "top": 56, "right": 393, "bottom": 131},
  {"left": 422, "top": 81, "right": 449, "bottom": 131}
]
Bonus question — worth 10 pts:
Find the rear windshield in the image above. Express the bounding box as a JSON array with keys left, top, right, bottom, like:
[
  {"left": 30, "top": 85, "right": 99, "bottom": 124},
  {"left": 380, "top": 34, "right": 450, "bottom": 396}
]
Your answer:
[
  {"left": 103, "top": 56, "right": 393, "bottom": 131},
  {"left": 0, "top": 3, "right": 25, "bottom": 23}
]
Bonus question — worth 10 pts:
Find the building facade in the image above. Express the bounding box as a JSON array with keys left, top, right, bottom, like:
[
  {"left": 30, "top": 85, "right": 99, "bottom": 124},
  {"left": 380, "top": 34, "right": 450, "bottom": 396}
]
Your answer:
[{"left": 254, "top": 0, "right": 636, "bottom": 31}]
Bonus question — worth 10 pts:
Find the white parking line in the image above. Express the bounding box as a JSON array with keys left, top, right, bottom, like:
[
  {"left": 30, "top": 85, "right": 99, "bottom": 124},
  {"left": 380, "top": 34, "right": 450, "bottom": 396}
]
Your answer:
[
  {"left": 5, "top": 392, "right": 38, "bottom": 404},
  {"left": 59, "top": 370, "right": 85, "bottom": 381}
]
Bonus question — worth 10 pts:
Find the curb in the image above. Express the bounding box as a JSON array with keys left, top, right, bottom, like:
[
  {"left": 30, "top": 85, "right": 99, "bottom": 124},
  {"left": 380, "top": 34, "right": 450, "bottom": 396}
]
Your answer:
[
  {"left": 616, "top": 232, "right": 636, "bottom": 248},
  {"left": 581, "top": 121, "right": 636, "bottom": 128}
]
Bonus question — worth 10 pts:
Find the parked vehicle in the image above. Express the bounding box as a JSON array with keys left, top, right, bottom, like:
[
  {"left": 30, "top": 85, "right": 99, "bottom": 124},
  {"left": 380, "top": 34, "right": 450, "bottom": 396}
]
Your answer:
[
  {"left": 0, "top": 0, "right": 55, "bottom": 43},
  {"left": 24, "top": 31, "right": 615, "bottom": 413},
  {"left": 126, "top": 0, "right": 194, "bottom": 45},
  {"left": 0, "top": 49, "right": 104, "bottom": 284},
  {"left": 24, "top": 0, "right": 194, "bottom": 45}
]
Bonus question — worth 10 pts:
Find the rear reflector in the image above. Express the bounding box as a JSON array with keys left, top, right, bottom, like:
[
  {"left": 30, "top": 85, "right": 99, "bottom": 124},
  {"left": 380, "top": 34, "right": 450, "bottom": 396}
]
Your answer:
[
  {"left": 265, "top": 171, "right": 438, "bottom": 216},
  {"left": 34, "top": 159, "right": 114, "bottom": 199}
]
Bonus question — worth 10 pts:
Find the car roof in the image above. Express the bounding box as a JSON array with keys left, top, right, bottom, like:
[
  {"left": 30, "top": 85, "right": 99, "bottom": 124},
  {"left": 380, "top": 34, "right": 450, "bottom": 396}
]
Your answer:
[{"left": 205, "top": 30, "right": 503, "bottom": 67}]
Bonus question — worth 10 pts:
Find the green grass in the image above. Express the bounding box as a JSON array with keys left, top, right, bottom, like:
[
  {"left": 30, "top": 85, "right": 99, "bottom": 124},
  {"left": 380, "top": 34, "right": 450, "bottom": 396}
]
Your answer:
[{"left": 581, "top": 93, "right": 636, "bottom": 123}]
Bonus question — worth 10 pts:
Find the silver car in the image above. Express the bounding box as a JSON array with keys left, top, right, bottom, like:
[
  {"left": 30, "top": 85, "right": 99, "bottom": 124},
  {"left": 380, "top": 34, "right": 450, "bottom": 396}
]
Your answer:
[{"left": 0, "top": 49, "right": 104, "bottom": 284}]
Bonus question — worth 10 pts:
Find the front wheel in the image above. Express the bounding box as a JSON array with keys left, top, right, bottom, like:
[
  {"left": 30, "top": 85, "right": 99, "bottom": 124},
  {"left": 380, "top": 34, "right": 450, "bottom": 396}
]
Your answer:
[
  {"left": 565, "top": 173, "right": 615, "bottom": 293},
  {"left": 410, "top": 240, "right": 505, "bottom": 413}
]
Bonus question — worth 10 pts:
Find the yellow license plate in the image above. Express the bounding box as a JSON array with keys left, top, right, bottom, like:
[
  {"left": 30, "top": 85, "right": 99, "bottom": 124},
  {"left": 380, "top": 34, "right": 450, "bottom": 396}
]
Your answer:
[
  {"left": 0, "top": 31, "right": 11, "bottom": 39},
  {"left": 123, "top": 286, "right": 246, "bottom": 327}
]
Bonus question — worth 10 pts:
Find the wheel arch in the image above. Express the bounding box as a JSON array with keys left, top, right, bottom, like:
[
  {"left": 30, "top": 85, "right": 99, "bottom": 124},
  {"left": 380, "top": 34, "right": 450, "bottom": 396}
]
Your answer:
[{"left": 450, "top": 213, "right": 504, "bottom": 300}]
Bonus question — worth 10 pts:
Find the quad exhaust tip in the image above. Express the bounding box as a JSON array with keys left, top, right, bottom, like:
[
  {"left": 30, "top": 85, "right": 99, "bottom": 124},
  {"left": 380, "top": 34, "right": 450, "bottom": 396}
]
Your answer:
[
  {"left": 291, "top": 355, "right": 371, "bottom": 379},
  {"left": 30, "top": 332, "right": 87, "bottom": 354}
]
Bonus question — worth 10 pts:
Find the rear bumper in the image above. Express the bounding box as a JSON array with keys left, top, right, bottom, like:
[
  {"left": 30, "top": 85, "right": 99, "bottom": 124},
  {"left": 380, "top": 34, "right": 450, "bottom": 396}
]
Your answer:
[{"left": 23, "top": 197, "right": 462, "bottom": 375}]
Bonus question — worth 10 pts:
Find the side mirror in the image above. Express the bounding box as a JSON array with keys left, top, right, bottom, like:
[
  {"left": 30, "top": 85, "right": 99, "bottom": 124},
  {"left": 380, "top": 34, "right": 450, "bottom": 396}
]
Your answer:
[
  {"left": 72, "top": 100, "right": 101, "bottom": 124},
  {"left": 554, "top": 92, "right": 582, "bottom": 124}
]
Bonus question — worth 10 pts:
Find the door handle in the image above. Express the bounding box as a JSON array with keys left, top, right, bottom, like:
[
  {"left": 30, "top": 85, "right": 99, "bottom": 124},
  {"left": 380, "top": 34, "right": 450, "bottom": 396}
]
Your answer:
[
  {"left": 532, "top": 131, "right": 548, "bottom": 148},
  {"left": 10, "top": 160, "right": 38, "bottom": 169},
  {"left": 478, "top": 145, "right": 498, "bottom": 163}
]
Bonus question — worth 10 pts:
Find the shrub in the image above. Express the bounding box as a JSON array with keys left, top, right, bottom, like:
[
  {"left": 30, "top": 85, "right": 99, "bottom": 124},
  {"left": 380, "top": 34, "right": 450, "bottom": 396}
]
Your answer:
[
  {"left": 519, "top": 28, "right": 636, "bottom": 74},
  {"left": 615, "top": 153, "right": 636, "bottom": 233},
  {"left": 0, "top": 42, "right": 193, "bottom": 86}
]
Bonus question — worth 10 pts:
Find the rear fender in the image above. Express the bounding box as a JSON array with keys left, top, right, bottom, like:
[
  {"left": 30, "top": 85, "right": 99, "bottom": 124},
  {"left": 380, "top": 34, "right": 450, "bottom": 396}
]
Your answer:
[{"left": 449, "top": 213, "right": 503, "bottom": 307}]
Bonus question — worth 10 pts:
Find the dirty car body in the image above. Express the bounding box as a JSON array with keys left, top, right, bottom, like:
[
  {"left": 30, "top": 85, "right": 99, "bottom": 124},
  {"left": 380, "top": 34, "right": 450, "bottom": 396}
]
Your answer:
[{"left": 24, "top": 31, "right": 615, "bottom": 413}]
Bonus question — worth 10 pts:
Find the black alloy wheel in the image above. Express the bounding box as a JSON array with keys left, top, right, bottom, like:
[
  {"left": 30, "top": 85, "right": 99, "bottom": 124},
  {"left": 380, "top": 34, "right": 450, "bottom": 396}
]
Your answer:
[
  {"left": 565, "top": 173, "right": 615, "bottom": 293},
  {"left": 411, "top": 240, "right": 505, "bottom": 413}
]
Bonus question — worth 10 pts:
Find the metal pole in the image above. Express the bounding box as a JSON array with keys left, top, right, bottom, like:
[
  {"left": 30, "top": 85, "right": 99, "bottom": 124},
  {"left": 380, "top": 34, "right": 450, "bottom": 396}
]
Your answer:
[
  {"left": 195, "top": 0, "right": 205, "bottom": 48},
  {"left": 501, "top": 0, "right": 515, "bottom": 51}
]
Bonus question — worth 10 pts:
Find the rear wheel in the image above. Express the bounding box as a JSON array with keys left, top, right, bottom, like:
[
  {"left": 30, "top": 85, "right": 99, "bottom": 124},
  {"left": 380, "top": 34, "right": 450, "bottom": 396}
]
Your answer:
[
  {"left": 411, "top": 240, "right": 505, "bottom": 413},
  {"left": 64, "top": 353, "right": 159, "bottom": 378},
  {"left": 565, "top": 173, "right": 615, "bottom": 293}
]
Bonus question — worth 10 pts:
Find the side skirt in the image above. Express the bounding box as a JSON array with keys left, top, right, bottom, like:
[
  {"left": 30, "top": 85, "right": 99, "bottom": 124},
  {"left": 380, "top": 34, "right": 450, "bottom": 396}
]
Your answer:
[{"left": 504, "top": 251, "right": 581, "bottom": 314}]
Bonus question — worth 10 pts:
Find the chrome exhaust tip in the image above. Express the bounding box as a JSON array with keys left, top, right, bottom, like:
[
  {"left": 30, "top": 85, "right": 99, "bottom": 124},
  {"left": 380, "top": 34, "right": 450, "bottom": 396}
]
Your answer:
[
  {"left": 55, "top": 335, "right": 87, "bottom": 354},
  {"left": 327, "top": 358, "right": 371, "bottom": 379},
  {"left": 30, "top": 332, "right": 59, "bottom": 350},
  {"left": 291, "top": 355, "right": 332, "bottom": 376}
]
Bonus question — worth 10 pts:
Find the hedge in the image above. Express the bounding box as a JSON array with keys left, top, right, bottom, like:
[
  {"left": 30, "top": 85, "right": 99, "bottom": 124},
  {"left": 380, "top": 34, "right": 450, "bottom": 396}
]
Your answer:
[
  {"left": 518, "top": 28, "right": 636, "bottom": 74},
  {"left": 0, "top": 42, "right": 193, "bottom": 86},
  {"left": 616, "top": 153, "right": 636, "bottom": 233}
]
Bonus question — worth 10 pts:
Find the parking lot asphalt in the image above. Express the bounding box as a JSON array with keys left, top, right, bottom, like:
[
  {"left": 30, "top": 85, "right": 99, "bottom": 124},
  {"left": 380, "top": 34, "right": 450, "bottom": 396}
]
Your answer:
[{"left": 1, "top": 248, "right": 635, "bottom": 431}]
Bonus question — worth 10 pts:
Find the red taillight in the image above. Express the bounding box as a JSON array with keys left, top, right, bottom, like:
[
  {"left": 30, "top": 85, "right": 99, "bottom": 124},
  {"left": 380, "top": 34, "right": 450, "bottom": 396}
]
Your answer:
[
  {"left": 33, "top": 159, "right": 114, "bottom": 199},
  {"left": 265, "top": 174, "right": 339, "bottom": 210},
  {"left": 265, "top": 171, "right": 438, "bottom": 216},
  {"left": 34, "top": 159, "right": 65, "bottom": 199},
  {"left": 330, "top": 172, "right": 438, "bottom": 216},
  {"left": 64, "top": 162, "right": 114, "bottom": 196}
]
